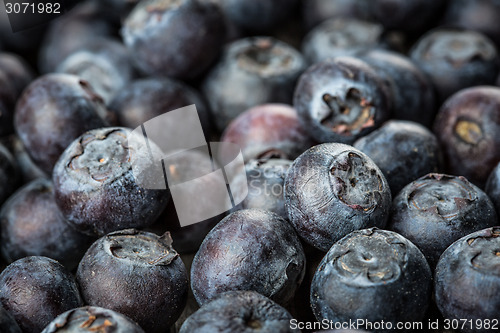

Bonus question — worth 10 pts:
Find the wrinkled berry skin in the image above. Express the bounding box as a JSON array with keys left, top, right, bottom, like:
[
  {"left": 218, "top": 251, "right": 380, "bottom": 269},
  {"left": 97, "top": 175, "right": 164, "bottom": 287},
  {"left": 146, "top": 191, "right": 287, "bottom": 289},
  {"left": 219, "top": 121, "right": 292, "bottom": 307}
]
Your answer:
[
  {"left": 191, "top": 209, "right": 306, "bottom": 307},
  {"left": 109, "top": 78, "right": 211, "bottom": 138},
  {"left": 433, "top": 86, "right": 500, "bottom": 187},
  {"left": 221, "top": 0, "right": 298, "bottom": 32},
  {"left": 389, "top": 173, "right": 497, "bottom": 267},
  {"left": 410, "top": 29, "right": 499, "bottom": 103},
  {"left": 180, "top": 290, "right": 299, "bottom": 333},
  {"left": 0, "top": 303, "right": 21, "bottom": 333},
  {"left": 294, "top": 57, "right": 392, "bottom": 144},
  {"left": 41, "top": 306, "right": 145, "bottom": 333},
  {"left": 486, "top": 162, "right": 500, "bottom": 216},
  {"left": 435, "top": 227, "right": 500, "bottom": 333},
  {"left": 354, "top": 120, "right": 442, "bottom": 195},
  {"left": 231, "top": 158, "right": 291, "bottom": 219},
  {"left": 361, "top": 50, "right": 436, "bottom": 127},
  {"left": 221, "top": 104, "right": 314, "bottom": 162},
  {"left": 368, "top": 0, "right": 446, "bottom": 34},
  {"left": 0, "top": 178, "right": 94, "bottom": 270},
  {"left": 0, "top": 256, "right": 83, "bottom": 332},
  {"left": 284, "top": 143, "right": 391, "bottom": 252},
  {"left": 14, "top": 74, "right": 112, "bottom": 174},
  {"left": 302, "top": 18, "right": 386, "bottom": 65},
  {"left": 122, "top": 0, "right": 226, "bottom": 80},
  {"left": 203, "top": 37, "right": 306, "bottom": 132},
  {"left": 53, "top": 127, "right": 169, "bottom": 236},
  {"left": 311, "top": 228, "right": 432, "bottom": 332},
  {"left": 77, "top": 229, "right": 188, "bottom": 333}
]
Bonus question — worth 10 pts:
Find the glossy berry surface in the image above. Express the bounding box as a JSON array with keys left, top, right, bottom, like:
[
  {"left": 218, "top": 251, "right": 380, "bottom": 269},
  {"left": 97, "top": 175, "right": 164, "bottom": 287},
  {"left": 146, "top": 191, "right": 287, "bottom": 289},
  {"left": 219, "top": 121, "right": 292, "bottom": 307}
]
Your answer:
[
  {"left": 191, "top": 209, "right": 305, "bottom": 307},
  {"left": 77, "top": 229, "right": 188, "bottom": 333},
  {"left": 311, "top": 228, "right": 432, "bottom": 329},
  {"left": 294, "top": 57, "right": 392, "bottom": 144},
  {"left": 0, "top": 178, "right": 93, "bottom": 270},
  {"left": 410, "top": 29, "right": 499, "bottom": 103},
  {"left": 389, "top": 173, "right": 497, "bottom": 267},
  {"left": 203, "top": 37, "right": 306, "bottom": 132},
  {"left": 180, "top": 290, "right": 299, "bottom": 333},
  {"left": 353, "top": 120, "right": 442, "bottom": 195},
  {"left": 221, "top": 104, "right": 314, "bottom": 161},
  {"left": 53, "top": 127, "right": 169, "bottom": 236},
  {"left": 14, "top": 74, "right": 111, "bottom": 174},
  {"left": 284, "top": 143, "right": 392, "bottom": 252},
  {"left": 433, "top": 86, "right": 500, "bottom": 187},
  {"left": 41, "top": 306, "right": 145, "bottom": 333},
  {"left": 435, "top": 227, "right": 500, "bottom": 332},
  {"left": 0, "top": 256, "right": 83, "bottom": 332},
  {"left": 122, "top": 0, "right": 226, "bottom": 80}
]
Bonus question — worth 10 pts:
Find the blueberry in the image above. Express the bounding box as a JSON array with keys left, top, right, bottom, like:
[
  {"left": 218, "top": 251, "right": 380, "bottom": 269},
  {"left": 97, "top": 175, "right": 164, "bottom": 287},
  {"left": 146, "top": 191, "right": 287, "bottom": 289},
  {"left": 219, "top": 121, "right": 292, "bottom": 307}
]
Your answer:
[
  {"left": 52, "top": 127, "right": 169, "bottom": 236},
  {"left": 0, "top": 178, "right": 94, "bottom": 270},
  {"left": 202, "top": 37, "right": 306, "bottom": 132},
  {"left": 435, "top": 227, "right": 500, "bottom": 332},
  {"left": 410, "top": 29, "right": 499, "bottom": 103},
  {"left": 367, "top": 0, "right": 447, "bottom": 34},
  {"left": 0, "top": 256, "right": 83, "bottom": 332},
  {"left": 180, "top": 290, "right": 299, "bottom": 333},
  {"left": 433, "top": 86, "right": 500, "bottom": 187},
  {"left": 38, "top": 1, "right": 114, "bottom": 74},
  {"left": 284, "top": 143, "right": 391, "bottom": 252},
  {"left": 191, "top": 209, "right": 306, "bottom": 307},
  {"left": 77, "top": 229, "right": 188, "bottom": 333},
  {"left": 7, "top": 136, "right": 46, "bottom": 183},
  {"left": 231, "top": 158, "right": 292, "bottom": 219},
  {"left": 389, "top": 173, "right": 497, "bottom": 267},
  {"left": 220, "top": 0, "right": 299, "bottom": 33},
  {"left": 14, "top": 74, "right": 113, "bottom": 174},
  {"left": 293, "top": 56, "right": 392, "bottom": 144},
  {"left": 360, "top": 50, "right": 437, "bottom": 127},
  {"left": 56, "top": 38, "right": 135, "bottom": 104},
  {"left": 311, "top": 228, "right": 432, "bottom": 331},
  {"left": 0, "top": 143, "right": 20, "bottom": 205},
  {"left": 41, "top": 306, "right": 145, "bottom": 333},
  {"left": 353, "top": 120, "right": 443, "bottom": 195},
  {"left": 221, "top": 104, "right": 314, "bottom": 161},
  {"left": 302, "top": 0, "right": 373, "bottom": 32},
  {"left": 302, "top": 18, "right": 386, "bottom": 65},
  {"left": 486, "top": 162, "right": 500, "bottom": 216},
  {"left": 109, "top": 77, "right": 211, "bottom": 138},
  {"left": 122, "top": 0, "right": 226, "bottom": 80},
  {"left": 442, "top": 0, "right": 500, "bottom": 47},
  {"left": 0, "top": 303, "right": 21, "bottom": 333}
]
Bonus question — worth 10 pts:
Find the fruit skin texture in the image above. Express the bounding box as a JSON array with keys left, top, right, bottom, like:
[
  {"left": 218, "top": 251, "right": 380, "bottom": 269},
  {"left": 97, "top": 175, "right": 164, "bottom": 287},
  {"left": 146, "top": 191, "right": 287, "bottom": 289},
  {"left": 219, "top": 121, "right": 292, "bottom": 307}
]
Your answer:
[
  {"left": 284, "top": 143, "right": 392, "bottom": 252},
  {"left": 221, "top": 104, "right": 314, "bottom": 162},
  {"left": 180, "top": 290, "right": 299, "bottom": 333},
  {"left": 0, "top": 256, "right": 84, "bottom": 332},
  {"left": 389, "top": 173, "right": 498, "bottom": 267},
  {"left": 410, "top": 29, "right": 498, "bottom": 103},
  {"left": 76, "top": 229, "right": 188, "bottom": 333},
  {"left": 434, "top": 227, "right": 500, "bottom": 333},
  {"left": 310, "top": 228, "right": 432, "bottom": 331},
  {"left": 190, "top": 209, "right": 306, "bottom": 307},
  {"left": 353, "top": 120, "right": 442, "bottom": 196},
  {"left": 293, "top": 56, "right": 392, "bottom": 144},
  {"left": 41, "top": 306, "right": 145, "bottom": 333},
  {"left": 122, "top": 0, "right": 226, "bottom": 80},
  {"left": 52, "top": 127, "right": 169, "bottom": 236},
  {"left": 0, "top": 178, "right": 94, "bottom": 270},
  {"left": 433, "top": 86, "right": 500, "bottom": 187},
  {"left": 14, "top": 74, "right": 111, "bottom": 174},
  {"left": 202, "top": 37, "right": 306, "bottom": 132}
]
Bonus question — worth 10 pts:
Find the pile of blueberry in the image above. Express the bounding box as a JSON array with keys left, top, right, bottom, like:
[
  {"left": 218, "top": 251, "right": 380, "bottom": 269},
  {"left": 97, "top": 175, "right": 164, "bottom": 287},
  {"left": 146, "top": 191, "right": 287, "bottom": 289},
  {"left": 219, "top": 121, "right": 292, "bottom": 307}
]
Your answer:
[{"left": 1, "top": 0, "right": 500, "bottom": 332}]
